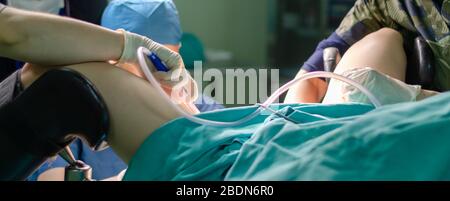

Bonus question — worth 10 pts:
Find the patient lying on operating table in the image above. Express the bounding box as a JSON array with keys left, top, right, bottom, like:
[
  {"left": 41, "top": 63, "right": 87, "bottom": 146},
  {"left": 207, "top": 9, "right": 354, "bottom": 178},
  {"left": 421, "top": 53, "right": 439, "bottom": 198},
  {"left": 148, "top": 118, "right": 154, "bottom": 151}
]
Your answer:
[
  {"left": 0, "top": 2, "right": 447, "bottom": 181},
  {"left": 10, "top": 27, "right": 449, "bottom": 181}
]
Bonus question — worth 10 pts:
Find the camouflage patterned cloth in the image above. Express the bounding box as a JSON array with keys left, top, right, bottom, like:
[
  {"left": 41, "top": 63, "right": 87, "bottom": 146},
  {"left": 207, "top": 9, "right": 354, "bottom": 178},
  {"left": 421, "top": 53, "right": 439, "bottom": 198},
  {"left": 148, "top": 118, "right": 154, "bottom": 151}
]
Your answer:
[{"left": 336, "top": 0, "right": 450, "bottom": 90}]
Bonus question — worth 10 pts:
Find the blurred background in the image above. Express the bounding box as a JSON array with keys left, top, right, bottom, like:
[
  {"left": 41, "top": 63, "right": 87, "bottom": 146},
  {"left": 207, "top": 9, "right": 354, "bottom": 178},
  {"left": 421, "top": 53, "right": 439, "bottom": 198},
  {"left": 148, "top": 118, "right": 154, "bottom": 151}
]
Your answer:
[
  {"left": 174, "top": 0, "right": 355, "bottom": 76},
  {"left": 173, "top": 0, "right": 355, "bottom": 106}
]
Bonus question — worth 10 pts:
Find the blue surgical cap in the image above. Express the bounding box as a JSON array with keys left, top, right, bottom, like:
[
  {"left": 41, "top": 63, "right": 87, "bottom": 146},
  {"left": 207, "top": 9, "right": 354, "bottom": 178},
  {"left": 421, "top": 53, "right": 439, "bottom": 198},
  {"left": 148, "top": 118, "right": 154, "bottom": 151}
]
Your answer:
[{"left": 101, "top": 0, "right": 182, "bottom": 45}]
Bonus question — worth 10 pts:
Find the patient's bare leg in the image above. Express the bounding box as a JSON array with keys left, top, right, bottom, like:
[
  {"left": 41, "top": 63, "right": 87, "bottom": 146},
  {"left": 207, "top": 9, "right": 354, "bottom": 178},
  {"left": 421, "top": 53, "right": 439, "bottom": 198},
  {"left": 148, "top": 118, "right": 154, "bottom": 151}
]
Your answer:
[
  {"left": 333, "top": 28, "right": 407, "bottom": 80},
  {"left": 20, "top": 62, "right": 182, "bottom": 163},
  {"left": 323, "top": 28, "right": 437, "bottom": 103}
]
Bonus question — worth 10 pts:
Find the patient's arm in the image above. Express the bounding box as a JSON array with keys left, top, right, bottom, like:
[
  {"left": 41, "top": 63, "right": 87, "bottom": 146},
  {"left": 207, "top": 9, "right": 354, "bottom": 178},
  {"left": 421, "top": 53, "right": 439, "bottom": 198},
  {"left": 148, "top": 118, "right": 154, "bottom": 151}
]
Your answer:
[{"left": 21, "top": 63, "right": 182, "bottom": 164}]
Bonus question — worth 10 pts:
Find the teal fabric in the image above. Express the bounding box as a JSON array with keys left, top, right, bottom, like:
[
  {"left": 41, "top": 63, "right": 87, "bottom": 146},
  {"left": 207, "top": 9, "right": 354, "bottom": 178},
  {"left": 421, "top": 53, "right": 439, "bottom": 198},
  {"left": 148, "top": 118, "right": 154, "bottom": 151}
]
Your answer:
[
  {"left": 124, "top": 92, "right": 450, "bottom": 181},
  {"left": 123, "top": 103, "right": 373, "bottom": 181},
  {"left": 179, "top": 33, "right": 206, "bottom": 69}
]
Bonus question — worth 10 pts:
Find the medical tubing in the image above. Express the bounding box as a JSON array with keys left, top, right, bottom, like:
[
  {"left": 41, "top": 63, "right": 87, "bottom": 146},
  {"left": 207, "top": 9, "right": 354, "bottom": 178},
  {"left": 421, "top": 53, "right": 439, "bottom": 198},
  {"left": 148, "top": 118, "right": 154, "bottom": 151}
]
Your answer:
[
  {"left": 137, "top": 47, "right": 259, "bottom": 127},
  {"left": 262, "top": 71, "right": 382, "bottom": 108},
  {"left": 137, "top": 47, "right": 381, "bottom": 127}
]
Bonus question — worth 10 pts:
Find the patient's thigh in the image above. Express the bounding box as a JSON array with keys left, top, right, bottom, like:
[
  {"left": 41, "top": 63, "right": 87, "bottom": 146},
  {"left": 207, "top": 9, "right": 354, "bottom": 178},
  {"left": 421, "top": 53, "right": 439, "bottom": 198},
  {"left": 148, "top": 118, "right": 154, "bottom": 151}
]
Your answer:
[
  {"left": 323, "top": 28, "right": 407, "bottom": 104},
  {"left": 67, "top": 63, "right": 182, "bottom": 163},
  {"left": 333, "top": 28, "right": 407, "bottom": 80},
  {"left": 22, "top": 62, "right": 182, "bottom": 163}
]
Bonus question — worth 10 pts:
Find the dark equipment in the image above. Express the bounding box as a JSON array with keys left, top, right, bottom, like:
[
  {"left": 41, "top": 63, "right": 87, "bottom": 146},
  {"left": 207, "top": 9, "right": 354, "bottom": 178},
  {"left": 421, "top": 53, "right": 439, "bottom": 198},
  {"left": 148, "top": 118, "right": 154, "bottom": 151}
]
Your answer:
[{"left": 0, "top": 69, "right": 109, "bottom": 181}]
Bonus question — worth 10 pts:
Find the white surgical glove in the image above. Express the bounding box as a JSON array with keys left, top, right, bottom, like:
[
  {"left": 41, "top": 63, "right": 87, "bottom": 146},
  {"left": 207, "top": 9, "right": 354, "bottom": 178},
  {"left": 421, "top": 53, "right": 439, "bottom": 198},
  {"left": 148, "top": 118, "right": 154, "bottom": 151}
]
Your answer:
[{"left": 116, "top": 29, "right": 198, "bottom": 104}]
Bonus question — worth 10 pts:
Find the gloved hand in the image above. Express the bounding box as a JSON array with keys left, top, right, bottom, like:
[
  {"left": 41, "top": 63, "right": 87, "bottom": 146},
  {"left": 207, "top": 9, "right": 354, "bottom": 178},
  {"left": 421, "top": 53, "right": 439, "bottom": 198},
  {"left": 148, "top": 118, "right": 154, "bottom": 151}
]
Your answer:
[{"left": 116, "top": 29, "right": 198, "bottom": 104}]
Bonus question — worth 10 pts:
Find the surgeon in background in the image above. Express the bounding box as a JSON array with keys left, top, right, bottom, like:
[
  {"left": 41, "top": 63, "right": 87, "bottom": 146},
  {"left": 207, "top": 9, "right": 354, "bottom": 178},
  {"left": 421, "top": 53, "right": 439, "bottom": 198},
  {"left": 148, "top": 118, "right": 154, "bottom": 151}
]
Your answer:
[
  {"left": 31, "top": 0, "right": 223, "bottom": 181},
  {"left": 102, "top": 0, "right": 223, "bottom": 112}
]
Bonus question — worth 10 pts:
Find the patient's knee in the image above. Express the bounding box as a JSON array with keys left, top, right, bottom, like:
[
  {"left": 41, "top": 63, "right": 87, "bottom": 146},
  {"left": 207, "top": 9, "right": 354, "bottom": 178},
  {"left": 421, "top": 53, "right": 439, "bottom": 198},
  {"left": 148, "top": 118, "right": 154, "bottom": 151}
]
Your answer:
[{"left": 364, "top": 27, "right": 403, "bottom": 44}]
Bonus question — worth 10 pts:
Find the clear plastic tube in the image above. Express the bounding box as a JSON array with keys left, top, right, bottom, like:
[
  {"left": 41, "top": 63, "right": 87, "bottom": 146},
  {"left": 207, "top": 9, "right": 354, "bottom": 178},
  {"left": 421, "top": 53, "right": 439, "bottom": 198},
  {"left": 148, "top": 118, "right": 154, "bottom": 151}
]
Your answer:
[
  {"left": 137, "top": 47, "right": 381, "bottom": 127},
  {"left": 262, "top": 71, "right": 382, "bottom": 107}
]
